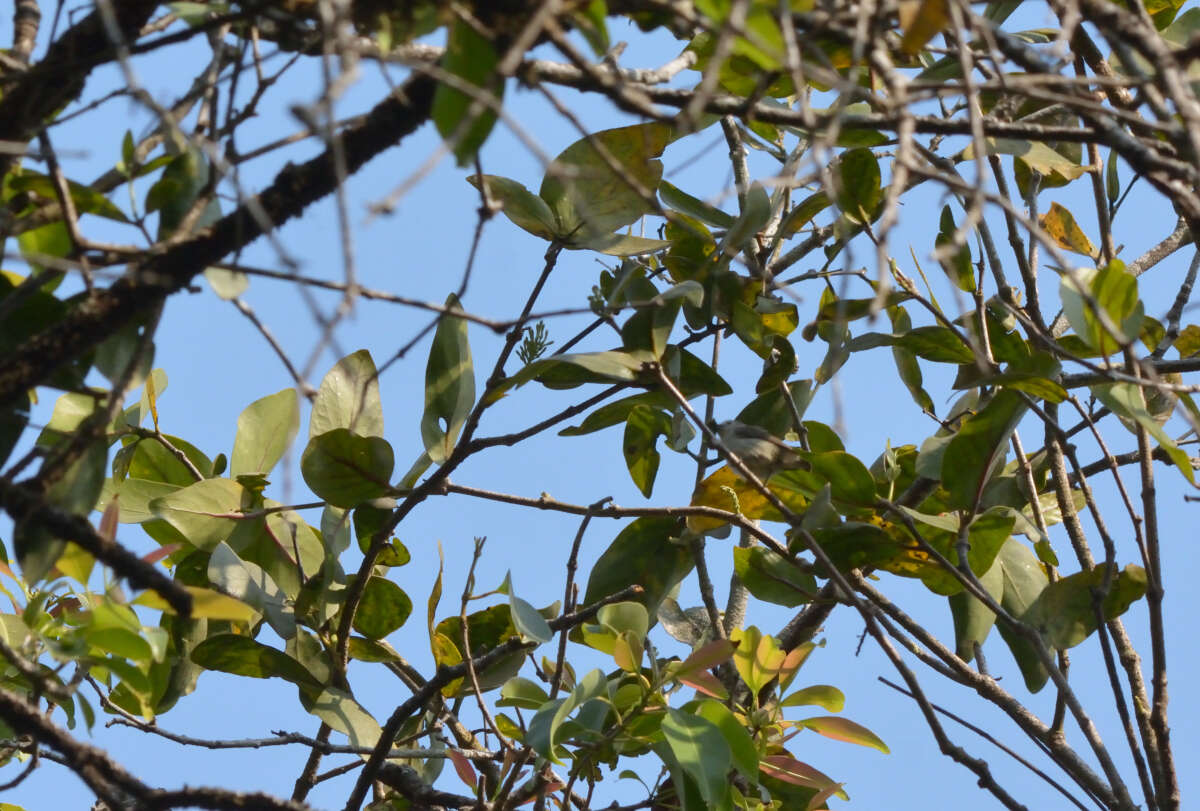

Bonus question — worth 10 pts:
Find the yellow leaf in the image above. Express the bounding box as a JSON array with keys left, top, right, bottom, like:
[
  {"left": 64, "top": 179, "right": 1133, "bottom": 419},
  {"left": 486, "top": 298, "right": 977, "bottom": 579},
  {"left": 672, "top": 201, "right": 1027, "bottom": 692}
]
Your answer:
[
  {"left": 899, "top": 0, "right": 950, "bottom": 55},
  {"left": 134, "top": 586, "right": 258, "bottom": 622},
  {"left": 688, "top": 465, "right": 808, "bottom": 533},
  {"left": 1040, "top": 202, "right": 1097, "bottom": 258}
]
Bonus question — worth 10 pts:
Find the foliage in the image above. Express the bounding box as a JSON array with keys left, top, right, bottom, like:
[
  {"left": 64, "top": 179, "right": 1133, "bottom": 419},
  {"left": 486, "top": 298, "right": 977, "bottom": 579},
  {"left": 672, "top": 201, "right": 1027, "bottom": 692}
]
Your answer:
[{"left": 0, "top": 1, "right": 1197, "bottom": 810}]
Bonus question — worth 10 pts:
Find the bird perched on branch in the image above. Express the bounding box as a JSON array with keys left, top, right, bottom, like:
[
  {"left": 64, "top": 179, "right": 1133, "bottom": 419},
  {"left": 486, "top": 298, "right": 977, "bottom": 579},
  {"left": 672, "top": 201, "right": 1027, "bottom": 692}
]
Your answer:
[{"left": 714, "top": 420, "right": 810, "bottom": 481}]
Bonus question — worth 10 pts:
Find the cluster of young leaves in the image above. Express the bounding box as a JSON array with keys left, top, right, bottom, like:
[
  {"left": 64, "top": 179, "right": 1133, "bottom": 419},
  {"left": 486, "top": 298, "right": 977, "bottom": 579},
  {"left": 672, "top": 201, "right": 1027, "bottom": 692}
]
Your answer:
[{"left": 494, "top": 602, "right": 885, "bottom": 811}]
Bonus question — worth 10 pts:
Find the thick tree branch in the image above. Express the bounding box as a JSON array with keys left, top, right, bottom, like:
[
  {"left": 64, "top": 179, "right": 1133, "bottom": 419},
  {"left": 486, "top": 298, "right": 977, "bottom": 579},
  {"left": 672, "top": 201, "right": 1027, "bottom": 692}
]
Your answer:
[
  {"left": 0, "top": 0, "right": 159, "bottom": 176},
  {"left": 0, "top": 72, "right": 436, "bottom": 404}
]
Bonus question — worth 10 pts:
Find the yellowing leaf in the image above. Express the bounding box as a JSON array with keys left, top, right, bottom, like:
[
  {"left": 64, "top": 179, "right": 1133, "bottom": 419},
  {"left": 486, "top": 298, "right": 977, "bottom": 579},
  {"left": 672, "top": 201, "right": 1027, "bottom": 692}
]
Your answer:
[
  {"left": 800, "top": 716, "right": 890, "bottom": 752},
  {"left": 899, "top": 0, "right": 950, "bottom": 55},
  {"left": 688, "top": 465, "right": 808, "bottom": 533},
  {"left": 730, "top": 626, "right": 785, "bottom": 693},
  {"left": 1040, "top": 202, "right": 1096, "bottom": 257},
  {"left": 134, "top": 586, "right": 257, "bottom": 622}
]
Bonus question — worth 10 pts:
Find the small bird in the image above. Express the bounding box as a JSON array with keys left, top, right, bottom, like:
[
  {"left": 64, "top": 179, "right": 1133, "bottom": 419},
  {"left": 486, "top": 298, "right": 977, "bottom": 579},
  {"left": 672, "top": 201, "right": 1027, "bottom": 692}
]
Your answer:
[{"left": 714, "top": 420, "right": 810, "bottom": 481}]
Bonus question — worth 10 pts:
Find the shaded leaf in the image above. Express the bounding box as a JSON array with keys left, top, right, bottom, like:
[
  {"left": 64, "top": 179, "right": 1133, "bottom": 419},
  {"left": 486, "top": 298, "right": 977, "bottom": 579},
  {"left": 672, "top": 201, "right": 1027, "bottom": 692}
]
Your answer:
[
  {"left": 310, "top": 687, "right": 382, "bottom": 750},
  {"left": 301, "top": 429, "right": 394, "bottom": 508},
  {"left": 353, "top": 576, "right": 413, "bottom": 639},
  {"left": 1023, "top": 563, "right": 1148, "bottom": 649},
  {"left": 940, "top": 389, "right": 1027, "bottom": 509},
  {"left": 432, "top": 18, "right": 503, "bottom": 165},
  {"left": 835, "top": 148, "right": 881, "bottom": 223},
  {"left": 579, "top": 517, "right": 691, "bottom": 623},
  {"left": 468, "top": 175, "right": 558, "bottom": 240},
  {"left": 421, "top": 294, "right": 475, "bottom": 464},
  {"left": 190, "top": 634, "right": 319, "bottom": 686},
  {"left": 661, "top": 707, "right": 733, "bottom": 809},
  {"left": 733, "top": 546, "right": 816, "bottom": 608}
]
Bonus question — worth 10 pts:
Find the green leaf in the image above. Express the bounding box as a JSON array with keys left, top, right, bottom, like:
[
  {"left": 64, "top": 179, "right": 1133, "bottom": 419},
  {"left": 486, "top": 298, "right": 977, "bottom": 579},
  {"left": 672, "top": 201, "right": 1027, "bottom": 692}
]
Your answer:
[
  {"left": 940, "top": 389, "right": 1028, "bottom": 509},
  {"left": 964, "top": 138, "right": 1087, "bottom": 185},
  {"left": 573, "top": 232, "right": 672, "bottom": 256},
  {"left": 432, "top": 18, "right": 503, "bottom": 166},
  {"left": 723, "top": 182, "right": 772, "bottom": 252},
  {"left": 301, "top": 429, "right": 395, "bottom": 508},
  {"left": 231, "top": 389, "right": 298, "bottom": 479},
  {"left": 1061, "top": 262, "right": 1143, "bottom": 357},
  {"left": 421, "top": 294, "right": 475, "bottom": 464},
  {"left": 770, "top": 450, "right": 876, "bottom": 509},
  {"left": 150, "top": 478, "right": 245, "bottom": 550},
  {"left": 509, "top": 593, "right": 553, "bottom": 644},
  {"left": 309, "top": 687, "right": 382, "bottom": 750},
  {"left": 779, "top": 191, "right": 831, "bottom": 238},
  {"left": 780, "top": 685, "right": 845, "bottom": 711},
  {"left": 526, "top": 669, "right": 607, "bottom": 763},
  {"left": 1093, "top": 382, "right": 1194, "bottom": 483},
  {"left": 733, "top": 546, "right": 817, "bottom": 607},
  {"left": 190, "top": 633, "right": 320, "bottom": 686},
  {"left": 799, "top": 716, "right": 889, "bottom": 752},
  {"left": 133, "top": 586, "right": 256, "bottom": 622},
  {"left": 579, "top": 517, "right": 691, "bottom": 625},
  {"left": 498, "top": 349, "right": 649, "bottom": 396},
  {"left": 1024, "top": 563, "right": 1148, "bottom": 649},
  {"left": 14, "top": 521, "right": 64, "bottom": 584},
  {"left": 468, "top": 175, "right": 560, "bottom": 240},
  {"left": 659, "top": 180, "right": 735, "bottom": 228},
  {"left": 662, "top": 707, "right": 733, "bottom": 810},
  {"left": 8, "top": 172, "right": 129, "bottom": 222},
  {"left": 730, "top": 626, "right": 784, "bottom": 694},
  {"left": 835, "top": 148, "right": 881, "bottom": 224},
  {"left": 353, "top": 576, "right": 413, "bottom": 639},
  {"left": 147, "top": 147, "right": 221, "bottom": 239},
  {"left": 1106, "top": 149, "right": 1120, "bottom": 203},
  {"left": 559, "top": 392, "right": 677, "bottom": 436},
  {"left": 935, "top": 205, "right": 975, "bottom": 292},
  {"left": 498, "top": 676, "right": 550, "bottom": 710},
  {"left": 993, "top": 539, "right": 1050, "bottom": 692},
  {"left": 539, "top": 122, "right": 674, "bottom": 239},
  {"left": 16, "top": 221, "right": 71, "bottom": 275},
  {"left": 208, "top": 541, "right": 294, "bottom": 639},
  {"left": 310, "top": 349, "right": 384, "bottom": 439},
  {"left": 94, "top": 317, "right": 154, "bottom": 388},
  {"left": 693, "top": 698, "right": 759, "bottom": 782},
  {"left": 949, "top": 555, "right": 1004, "bottom": 661},
  {"left": 623, "top": 405, "right": 667, "bottom": 497}
]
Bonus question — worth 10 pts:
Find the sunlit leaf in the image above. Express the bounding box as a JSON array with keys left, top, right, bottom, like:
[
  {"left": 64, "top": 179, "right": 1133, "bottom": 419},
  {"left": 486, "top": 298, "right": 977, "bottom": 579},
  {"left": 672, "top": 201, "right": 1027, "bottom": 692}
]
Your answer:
[
  {"left": 835, "top": 148, "right": 881, "bottom": 224},
  {"left": 1040, "top": 202, "right": 1097, "bottom": 257},
  {"left": 231, "top": 388, "right": 298, "bottom": 479},
  {"left": 310, "top": 687, "right": 382, "bottom": 750},
  {"left": 150, "top": 478, "right": 245, "bottom": 551},
  {"left": 799, "top": 716, "right": 889, "bottom": 752}
]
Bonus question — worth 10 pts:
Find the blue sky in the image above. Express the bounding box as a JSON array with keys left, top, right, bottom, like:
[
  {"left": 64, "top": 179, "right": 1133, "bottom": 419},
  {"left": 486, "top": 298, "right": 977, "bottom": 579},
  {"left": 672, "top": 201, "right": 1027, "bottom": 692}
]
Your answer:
[{"left": 2, "top": 6, "right": 1199, "bottom": 809}]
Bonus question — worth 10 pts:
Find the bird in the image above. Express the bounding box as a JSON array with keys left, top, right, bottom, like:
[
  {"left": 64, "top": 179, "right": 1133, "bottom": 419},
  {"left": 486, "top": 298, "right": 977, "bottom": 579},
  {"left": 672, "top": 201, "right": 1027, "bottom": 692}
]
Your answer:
[{"left": 713, "top": 420, "right": 810, "bottom": 481}]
